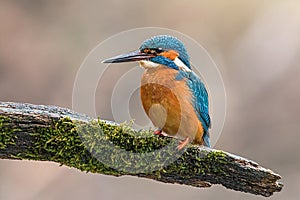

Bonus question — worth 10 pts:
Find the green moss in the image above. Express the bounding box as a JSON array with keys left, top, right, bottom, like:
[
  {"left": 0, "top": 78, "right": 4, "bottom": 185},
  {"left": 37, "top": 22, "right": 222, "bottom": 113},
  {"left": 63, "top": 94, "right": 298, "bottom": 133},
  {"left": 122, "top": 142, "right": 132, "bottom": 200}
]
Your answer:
[
  {"left": 14, "top": 116, "right": 229, "bottom": 176},
  {"left": 17, "top": 117, "right": 120, "bottom": 175},
  {"left": 98, "top": 120, "right": 173, "bottom": 153},
  {"left": 199, "top": 150, "right": 228, "bottom": 175},
  {"left": 160, "top": 147, "right": 228, "bottom": 178},
  {"left": 14, "top": 117, "right": 173, "bottom": 175},
  {"left": 77, "top": 119, "right": 179, "bottom": 173},
  {"left": 0, "top": 116, "right": 17, "bottom": 149}
]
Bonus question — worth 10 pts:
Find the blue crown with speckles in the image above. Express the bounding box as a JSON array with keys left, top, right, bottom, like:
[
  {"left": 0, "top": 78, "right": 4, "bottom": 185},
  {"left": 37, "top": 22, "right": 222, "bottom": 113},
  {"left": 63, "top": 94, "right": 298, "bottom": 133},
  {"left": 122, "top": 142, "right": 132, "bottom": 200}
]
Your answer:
[{"left": 139, "top": 35, "right": 191, "bottom": 68}]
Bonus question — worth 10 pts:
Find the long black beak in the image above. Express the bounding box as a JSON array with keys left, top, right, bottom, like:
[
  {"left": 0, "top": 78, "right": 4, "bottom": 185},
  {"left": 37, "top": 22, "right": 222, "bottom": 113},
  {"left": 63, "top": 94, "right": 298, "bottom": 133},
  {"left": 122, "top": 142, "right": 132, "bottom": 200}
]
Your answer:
[{"left": 102, "top": 50, "right": 154, "bottom": 63}]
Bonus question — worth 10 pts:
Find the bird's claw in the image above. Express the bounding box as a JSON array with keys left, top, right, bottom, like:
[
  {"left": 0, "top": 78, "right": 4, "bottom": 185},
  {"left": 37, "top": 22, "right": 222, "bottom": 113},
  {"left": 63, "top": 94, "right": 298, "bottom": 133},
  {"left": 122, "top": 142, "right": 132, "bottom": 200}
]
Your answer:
[
  {"left": 154, "top": 129, "right": 163, "bottom": 136},
  {"left": 177, "top": 138, "right": 189, "bottom": 150}
]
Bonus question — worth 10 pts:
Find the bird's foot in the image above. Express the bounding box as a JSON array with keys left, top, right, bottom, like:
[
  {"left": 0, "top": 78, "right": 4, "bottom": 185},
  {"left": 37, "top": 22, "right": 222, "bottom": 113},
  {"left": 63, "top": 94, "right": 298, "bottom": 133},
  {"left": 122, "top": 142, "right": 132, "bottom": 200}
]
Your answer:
[
  {"left": 177, "top": 138, "right": 189, "bottom": 150},
  {"left": 154, "top": 129, "right": 163, "bottom": 136}
]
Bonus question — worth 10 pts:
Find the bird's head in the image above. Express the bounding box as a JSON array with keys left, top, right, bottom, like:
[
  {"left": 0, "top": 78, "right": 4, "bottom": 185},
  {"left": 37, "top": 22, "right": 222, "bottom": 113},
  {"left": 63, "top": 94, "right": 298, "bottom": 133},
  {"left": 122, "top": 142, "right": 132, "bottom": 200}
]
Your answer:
[{"left": 103, "top": 35, "right": 191, "bottom": 71}]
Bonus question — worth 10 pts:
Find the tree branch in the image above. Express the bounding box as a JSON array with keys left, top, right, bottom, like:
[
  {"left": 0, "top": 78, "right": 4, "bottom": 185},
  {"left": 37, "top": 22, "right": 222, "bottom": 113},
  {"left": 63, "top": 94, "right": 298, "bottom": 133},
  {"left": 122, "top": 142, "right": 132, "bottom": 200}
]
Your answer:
[{"left": 0, "top": 102, "right": 283, "bottom": 197}]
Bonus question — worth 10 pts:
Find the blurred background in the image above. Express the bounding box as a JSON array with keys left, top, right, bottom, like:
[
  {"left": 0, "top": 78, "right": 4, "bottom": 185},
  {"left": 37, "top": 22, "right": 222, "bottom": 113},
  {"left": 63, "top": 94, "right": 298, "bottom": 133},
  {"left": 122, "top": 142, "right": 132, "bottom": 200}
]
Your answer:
[{"left": 0, "top": 0, "right": 299, "bottom": 199}]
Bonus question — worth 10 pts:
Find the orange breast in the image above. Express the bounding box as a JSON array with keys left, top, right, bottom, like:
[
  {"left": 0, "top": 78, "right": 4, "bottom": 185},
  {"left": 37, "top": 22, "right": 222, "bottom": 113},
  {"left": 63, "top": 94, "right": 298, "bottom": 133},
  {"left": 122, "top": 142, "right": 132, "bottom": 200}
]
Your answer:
[{"left": 140, "top": 66, "right": 205, "bottom": 145}]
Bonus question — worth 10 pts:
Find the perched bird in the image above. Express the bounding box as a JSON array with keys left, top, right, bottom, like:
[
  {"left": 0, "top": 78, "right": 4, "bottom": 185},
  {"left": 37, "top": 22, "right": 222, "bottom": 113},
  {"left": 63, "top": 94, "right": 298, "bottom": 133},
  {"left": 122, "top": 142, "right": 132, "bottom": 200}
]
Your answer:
[{"left": 103, "top": 35, "right": 211, "bottom": 150}]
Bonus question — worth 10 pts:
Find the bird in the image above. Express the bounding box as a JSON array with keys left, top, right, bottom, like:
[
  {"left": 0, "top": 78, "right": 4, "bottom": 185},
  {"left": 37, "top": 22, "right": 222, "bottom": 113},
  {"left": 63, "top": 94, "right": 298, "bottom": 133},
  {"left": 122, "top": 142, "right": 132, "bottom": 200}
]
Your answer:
[{"left": 103, "top": 35, "right": 211, "bottom": 150}]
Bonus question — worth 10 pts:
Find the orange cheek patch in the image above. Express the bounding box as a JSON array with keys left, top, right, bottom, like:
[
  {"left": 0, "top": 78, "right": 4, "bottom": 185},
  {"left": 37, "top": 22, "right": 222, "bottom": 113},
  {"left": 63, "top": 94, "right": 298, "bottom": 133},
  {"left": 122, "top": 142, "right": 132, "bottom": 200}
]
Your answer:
[{"left": 159, "top": 50, "right": 179, "bottom": 60}]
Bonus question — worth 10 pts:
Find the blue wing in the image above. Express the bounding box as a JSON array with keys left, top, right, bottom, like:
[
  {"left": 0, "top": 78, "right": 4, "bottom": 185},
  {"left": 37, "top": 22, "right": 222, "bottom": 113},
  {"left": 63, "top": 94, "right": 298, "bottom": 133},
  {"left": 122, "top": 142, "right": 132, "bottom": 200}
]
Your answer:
[{"left": 176, "top": 70, "right": 211, "bottom": 147}]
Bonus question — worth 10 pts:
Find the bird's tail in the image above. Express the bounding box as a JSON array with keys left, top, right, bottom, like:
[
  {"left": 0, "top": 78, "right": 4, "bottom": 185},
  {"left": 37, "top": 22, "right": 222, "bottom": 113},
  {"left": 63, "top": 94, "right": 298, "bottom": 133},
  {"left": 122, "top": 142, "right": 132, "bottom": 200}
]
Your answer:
[{"left": 203, "top": 132, "right": 211, "bottom": 148}]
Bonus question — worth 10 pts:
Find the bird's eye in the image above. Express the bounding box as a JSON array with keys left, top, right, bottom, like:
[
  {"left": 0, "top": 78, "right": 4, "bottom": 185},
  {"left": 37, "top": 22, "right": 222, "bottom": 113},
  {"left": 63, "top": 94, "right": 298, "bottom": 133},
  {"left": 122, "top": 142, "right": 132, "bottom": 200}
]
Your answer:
[
  {"left": 142, "top": 48, "right": 163, "bottom": 54},
  {"left": 156, "top": 48, "right": 163, "bottom": 53}
]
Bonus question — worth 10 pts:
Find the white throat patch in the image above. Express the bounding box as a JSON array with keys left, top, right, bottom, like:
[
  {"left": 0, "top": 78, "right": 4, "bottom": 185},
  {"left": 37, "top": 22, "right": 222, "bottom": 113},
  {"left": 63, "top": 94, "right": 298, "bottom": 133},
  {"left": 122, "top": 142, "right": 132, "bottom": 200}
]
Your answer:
[
  {"left": 139, "top": 60, "right": 160, "bottom": 68},
  {"left": 139, "top": 57, "right": 191, "bottom": 72}
]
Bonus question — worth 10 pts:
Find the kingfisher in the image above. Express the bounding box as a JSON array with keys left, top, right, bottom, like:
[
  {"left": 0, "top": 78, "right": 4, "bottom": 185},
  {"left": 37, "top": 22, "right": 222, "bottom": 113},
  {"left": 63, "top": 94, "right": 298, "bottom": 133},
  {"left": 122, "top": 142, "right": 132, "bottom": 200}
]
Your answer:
[{"left": 103, "top": 35, "right": 211, "bottom": 150}]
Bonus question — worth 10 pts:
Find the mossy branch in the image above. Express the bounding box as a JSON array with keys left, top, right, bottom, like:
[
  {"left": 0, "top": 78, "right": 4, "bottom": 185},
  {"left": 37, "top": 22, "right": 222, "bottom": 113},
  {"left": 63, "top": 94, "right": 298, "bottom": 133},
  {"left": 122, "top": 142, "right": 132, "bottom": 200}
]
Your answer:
[{"left": 0, "top": 102, "right": 282, "bottom": 197}]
